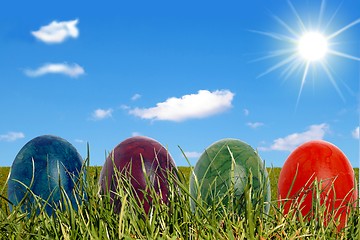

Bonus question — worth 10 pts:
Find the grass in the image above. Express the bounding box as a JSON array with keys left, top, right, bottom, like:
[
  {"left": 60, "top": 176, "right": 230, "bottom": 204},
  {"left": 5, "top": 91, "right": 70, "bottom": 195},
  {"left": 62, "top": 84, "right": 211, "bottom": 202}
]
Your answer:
[{"left": 0, "top": 158, "right": 359, "bottom": 239}]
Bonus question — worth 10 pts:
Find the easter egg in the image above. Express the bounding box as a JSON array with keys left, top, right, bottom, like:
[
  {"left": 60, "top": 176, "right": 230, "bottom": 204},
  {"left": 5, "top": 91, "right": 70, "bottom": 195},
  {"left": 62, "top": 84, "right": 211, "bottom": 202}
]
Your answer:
[
  {"left": 278, "top": 140, "right": 358, "bottom": 229},
  {"left": 190, "top": 138, "right": 271, "bottom": 214},
  {"left": 8, "top": 135, "right": 85, "bottom": 215},
  {"left": 99, "top": 136, "right": 177, "bottom": 214}
]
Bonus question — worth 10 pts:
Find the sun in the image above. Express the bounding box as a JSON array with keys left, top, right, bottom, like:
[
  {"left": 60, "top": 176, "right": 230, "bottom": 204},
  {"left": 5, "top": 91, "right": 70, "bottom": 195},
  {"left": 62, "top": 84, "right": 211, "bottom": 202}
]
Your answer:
[
  {"left": 298, "top": 32, "right": 328, "bottom": 61},
  {"left": 253, "top": 0, "right": 360, "bottom": 107}
]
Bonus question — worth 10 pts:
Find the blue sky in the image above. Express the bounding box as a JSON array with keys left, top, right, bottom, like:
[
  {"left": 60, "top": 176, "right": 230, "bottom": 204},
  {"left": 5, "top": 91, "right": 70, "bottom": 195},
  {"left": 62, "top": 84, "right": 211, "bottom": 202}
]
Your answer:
[{"left": 0, "top": 0, "right": 359, "bottom": 168}]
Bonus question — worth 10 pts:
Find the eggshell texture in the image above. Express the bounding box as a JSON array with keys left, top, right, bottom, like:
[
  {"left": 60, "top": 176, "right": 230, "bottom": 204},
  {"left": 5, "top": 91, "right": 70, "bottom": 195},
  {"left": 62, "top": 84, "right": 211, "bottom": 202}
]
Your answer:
[
  {"left": 278, "top": 140, "right": 358, "bottom": 230},
  {"left": 8, "top": 135, "right": 84, "bottom": 215},
  {"left": 190, "top": 138, "right": 271, "bottom": 213},
  {"left": 99, "top": 136, "right": 177, "bottom": 214}
]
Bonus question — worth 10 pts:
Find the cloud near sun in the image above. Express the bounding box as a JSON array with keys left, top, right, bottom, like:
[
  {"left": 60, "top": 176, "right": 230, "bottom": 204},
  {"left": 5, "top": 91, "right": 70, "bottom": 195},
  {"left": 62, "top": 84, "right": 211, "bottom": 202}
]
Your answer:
[
  {"left": 91, "top": 108, "right": 113, "bottom": 121},
  {"left": 24, "top": 63, "right": 85, "bottom": 78},
  {"left": 31, "top": 19, "right": 79, "bottom": 44},
  {"left": 129, "top": 90, "right": 234, "bottom": 122},
  {"left": 352, "top": 126, "right": 359, "bottom": 139},
  {"left": 259, "top": 123, "right": 329, "bottom": 152},
  {"left": 0, "top": 132, "right": 25, "bottom": 142},
  {"left": 26, "top": 19, "right": 84, "bottom": 78}
]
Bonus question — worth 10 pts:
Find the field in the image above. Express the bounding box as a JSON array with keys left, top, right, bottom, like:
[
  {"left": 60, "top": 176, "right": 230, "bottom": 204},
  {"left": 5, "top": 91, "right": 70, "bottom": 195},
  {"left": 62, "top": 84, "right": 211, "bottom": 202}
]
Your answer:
[
  {"left": 0, "top": 166, "right": 359, "bottom": 238},
  {"left": 0, "top": 166, "right": 311, "bottom": 203}
]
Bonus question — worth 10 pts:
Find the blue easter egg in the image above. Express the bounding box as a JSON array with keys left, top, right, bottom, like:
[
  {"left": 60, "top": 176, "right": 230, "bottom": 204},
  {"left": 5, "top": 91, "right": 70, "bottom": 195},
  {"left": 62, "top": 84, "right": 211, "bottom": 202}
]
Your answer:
[{"left": 7, "top": 135, "right": 85, "bottom": 215}]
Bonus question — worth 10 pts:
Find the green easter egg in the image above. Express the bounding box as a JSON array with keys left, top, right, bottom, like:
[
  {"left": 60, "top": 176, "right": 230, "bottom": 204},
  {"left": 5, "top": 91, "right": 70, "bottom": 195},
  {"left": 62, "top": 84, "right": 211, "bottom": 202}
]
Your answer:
[{"left": 190, "top": 138, "right": 271, "bottom": 214}]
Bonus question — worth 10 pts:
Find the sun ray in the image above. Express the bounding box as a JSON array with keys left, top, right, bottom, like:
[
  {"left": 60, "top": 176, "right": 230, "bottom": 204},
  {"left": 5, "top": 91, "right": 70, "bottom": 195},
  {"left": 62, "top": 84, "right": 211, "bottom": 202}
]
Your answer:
[
  {"left": 328, "top": 49, "right": 360, "bottom": 61},
  {"left": 249, "top": 30, "right": 296, "bottom": 43},
  {"left": 257, "top": 54, "right": 298, "bottom": 79},
  {"left": 280, "top": 59, "right": 298, "bottom": 79},
  {"left": 249, "top": 49, "right": 294, "bottom": 63},
  {"left": 320, "top": 61, "right": 345, "bottom": 101},
  {"left": 321, "top": 59, "right": 357, "bottom": 97},
  {"left": 296, "top": 61, "right": 310, "bottom": 108},
  {"left": 287, "top": 0, "right": 307, "bottom": 33},
  {"left": 327, "top": 18, "right": 360, "bottom": 40},
  {"left": 323, "top": 1, "right": 343, "bottom": 33},
  {"left": 281, "top": 59, "right": 303, "bottom": 81},
  {"left": 272, "top": 15, "right": 300, "bottom": 38},
  {"left": 317, "top": 0, "right": 326, "bottom": 29}
]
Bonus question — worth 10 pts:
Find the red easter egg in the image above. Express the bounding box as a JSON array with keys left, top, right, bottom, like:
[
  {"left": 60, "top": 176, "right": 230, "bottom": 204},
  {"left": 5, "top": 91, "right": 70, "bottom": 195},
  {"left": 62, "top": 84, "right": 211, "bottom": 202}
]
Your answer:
[
  {"left": 278, "top": 140, "right": 357, "bottom": 230},
  {"left": 99, "top": 136, "right": 177, "bottom": 214}
]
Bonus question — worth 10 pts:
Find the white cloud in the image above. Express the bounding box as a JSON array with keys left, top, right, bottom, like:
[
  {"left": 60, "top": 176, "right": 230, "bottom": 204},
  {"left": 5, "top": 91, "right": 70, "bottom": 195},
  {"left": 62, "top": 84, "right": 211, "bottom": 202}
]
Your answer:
[
  {"left": 74, "top": 139, "right": 85, "bottom": 144},
  {"left": 352, "top": 126, "right": 359, "bottom": 139},
  {"left": 259, "top": 123, "right": 329, "bottom": 152},
  {"left": 243, "top": 108, "right": 250, "bottom": 116},
  {"left": 25, "top": 63, "right": 85, "bottom": 78},
  {"left": 120, "top": 104, "right": 130, "bottom": 110},
  {"left": 91, "top": 108, "right": 113, "bottom": 120},
  {"left": 31, "top": 19, "right": 79, "bottom": 44},
  {"left": 129, "top": 90, "right": 234, "bottom": 122},
  {"left": 247, "top": 122, "right": 264, "bottom": 129},
  {"left": 131, "top": 132, "right": 141, "bottom": 137},
  {"left": 183, "top": 151, "right": 202, "bottom": 159},
  {"left": 131, "top": 94, "right": 141, "bottom": 101},
  {"left": 0, "top": 132, "right": 25, "bottom": 142}
]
